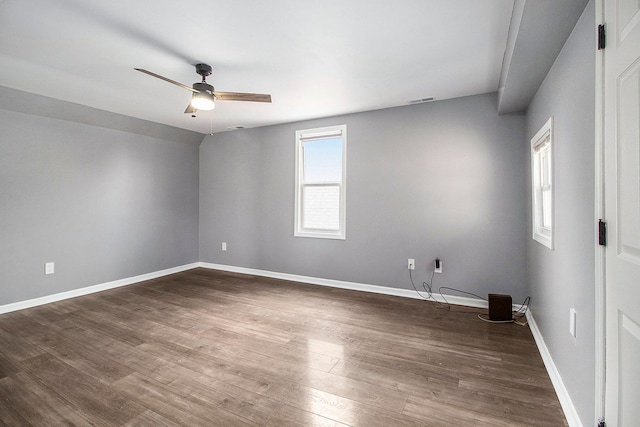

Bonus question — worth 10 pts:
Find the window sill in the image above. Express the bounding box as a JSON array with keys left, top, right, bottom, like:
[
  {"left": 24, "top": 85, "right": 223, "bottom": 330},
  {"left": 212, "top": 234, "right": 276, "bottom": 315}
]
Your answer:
[
  {"left": 295, "top": 230, "right": 345, "bottom": 240},
  {"left": 533, "top": 232, "right": 553, "bottom": 249}
]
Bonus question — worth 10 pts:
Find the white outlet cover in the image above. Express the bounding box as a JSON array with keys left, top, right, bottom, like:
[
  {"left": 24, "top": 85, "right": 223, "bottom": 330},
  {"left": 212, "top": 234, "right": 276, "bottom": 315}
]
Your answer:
[
  {"left": 45, "top": 262, "right": 55, "bottom": 275},
  {"left": 569, "top": 308, "right": 577, "bottom": 337},
  {"left": 222, "top": 242, "right": 227, "bottom": 251},
  {"left": 434, "top": 260, "right": 443, "bottom": 273}
]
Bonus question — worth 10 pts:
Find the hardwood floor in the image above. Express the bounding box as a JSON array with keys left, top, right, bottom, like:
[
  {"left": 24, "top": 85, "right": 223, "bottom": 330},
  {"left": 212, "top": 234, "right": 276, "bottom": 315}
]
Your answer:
[{"left": 0, "top": 268, "right": 567, "bottom": 426}]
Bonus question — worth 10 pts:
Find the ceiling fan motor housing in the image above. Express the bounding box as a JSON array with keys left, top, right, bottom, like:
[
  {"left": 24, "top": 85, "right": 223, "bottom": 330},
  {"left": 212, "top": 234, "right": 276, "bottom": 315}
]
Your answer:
[
  {"left": 195, "top": 63, "right": 212, "bottom": 77},
  {"left": 193, "top": 82, "right": 214, "bottom": 94}
]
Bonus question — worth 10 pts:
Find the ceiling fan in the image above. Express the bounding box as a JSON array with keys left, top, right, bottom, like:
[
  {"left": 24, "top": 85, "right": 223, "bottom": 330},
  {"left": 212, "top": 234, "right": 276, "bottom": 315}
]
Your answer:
[{"left": 134, "top": 63, "right": 271, "bottom": 114}]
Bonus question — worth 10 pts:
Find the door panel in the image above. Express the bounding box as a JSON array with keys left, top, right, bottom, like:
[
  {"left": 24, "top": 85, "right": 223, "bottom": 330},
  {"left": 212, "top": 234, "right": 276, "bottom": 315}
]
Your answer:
[
  {"left": 617, "top": 0, "right": 640, "bottom": 41},
  {"left": 605, "top": 0, "right": 640, "bottom": 425},
  {"left": 616, "top": 59, "right": 640, "bottom": 262},
  {"left": 619, "top": 313, "right": 640, "bottom": 426}
]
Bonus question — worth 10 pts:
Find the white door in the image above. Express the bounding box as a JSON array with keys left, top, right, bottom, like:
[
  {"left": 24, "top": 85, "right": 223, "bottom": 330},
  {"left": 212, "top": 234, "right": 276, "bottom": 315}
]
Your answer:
[{"left": 604, "top": 0, "right": 640, "bottom": 425}]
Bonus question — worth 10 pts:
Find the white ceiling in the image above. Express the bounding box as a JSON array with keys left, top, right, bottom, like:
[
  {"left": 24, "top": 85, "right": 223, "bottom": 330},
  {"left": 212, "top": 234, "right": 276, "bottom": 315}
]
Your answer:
[{"left": 0, "top": 0, "right": 587, "bottom": 135}]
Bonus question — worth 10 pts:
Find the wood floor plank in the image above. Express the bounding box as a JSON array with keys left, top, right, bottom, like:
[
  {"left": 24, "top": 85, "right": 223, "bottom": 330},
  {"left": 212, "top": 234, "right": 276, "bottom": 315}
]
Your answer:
[
  {"left": 403, "top": 394, "right": 514, "bottom": 427},
  {"left": 0, "top": 328, "right": 46, "bottom": 363},
  {"left": 343, "top": 338, "right": 552, "bottom": 389},
  {"left": 21, "top": 353, "right": 145, "bottom": 426},
  {"left": 143, "top": 331, "right": 409, "bottom": 415},
  {"left": 113, "top": 372, "right": 257, "bottom": 426},
  {"left": 0, "top": 268, "right": 568, "bottom": 426},
  {"left": 458, "top": 373, "right": 559, "bottom": 406},
  {"left": 328, "top": 357, "right": 460, "bottom": 396},
  {"left": 67, "top": 310, "right": 149, "bottom": 347},
  {"left": 0, "top": 377, "right": 33, "bottom": 427},
  {"left": 0, "top": 351, "right": 19, "bottom": 380},
  {"left": 16, "top": 303, "right": 74, "bottom": 327},
  {"left": 268, "top": 380, "right": 423, "bottom": 427},
  {"left": 124, "top": 409, "right": 181, "bottom": 427},
  {"left": 266, "top": 403, "right": 349, "bottom": 427},
  {"left": 161, "top": 371, "right": 282, "bottom": 423},
  {"left": 404, "top": 386, "right": 565, "bottom": 426},
  {"left": 0, "top": 311, "right": 48, "bottom": 339},
  {"left": 0, "top": 373, "right": 92, "bottom": 426},
  {"left": 26, "top": 324, "right": 135, "bottom": 385}
]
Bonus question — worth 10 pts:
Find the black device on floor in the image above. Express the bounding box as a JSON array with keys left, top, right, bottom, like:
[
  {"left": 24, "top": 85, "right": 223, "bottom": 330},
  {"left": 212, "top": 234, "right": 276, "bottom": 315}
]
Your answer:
[{"left": 488, "top": 293, "right": 512, "bottom": 321}]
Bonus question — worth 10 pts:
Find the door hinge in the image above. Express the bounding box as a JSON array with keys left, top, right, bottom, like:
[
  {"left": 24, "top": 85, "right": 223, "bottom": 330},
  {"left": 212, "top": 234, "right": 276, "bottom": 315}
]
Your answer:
[
  {"left": 598, "top": 24, "right": 606, "bottom": 50},
  {"left": 598, "top": 219, "right": 607, "bottom": 246}
]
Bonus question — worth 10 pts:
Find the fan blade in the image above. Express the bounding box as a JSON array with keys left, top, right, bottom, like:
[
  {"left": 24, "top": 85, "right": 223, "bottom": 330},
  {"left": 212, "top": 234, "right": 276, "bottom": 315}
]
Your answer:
[
  {"left": 184, "top": 103, "right": 196, "bottom": 114},
  {"left": 213, "top": 92, "right": 271, "bottom": 103},
  {"left": 134, "top": 68, "right": 198, "bottom": 93}
]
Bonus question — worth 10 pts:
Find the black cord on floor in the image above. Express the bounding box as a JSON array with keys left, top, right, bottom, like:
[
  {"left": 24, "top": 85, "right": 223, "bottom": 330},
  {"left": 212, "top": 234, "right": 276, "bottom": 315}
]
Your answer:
[
  {"left": 409, "top": 269, "right": 530, "bottom": 326},
  {"left": 409, "top": 269, "right": 485, "bottom": 311}
]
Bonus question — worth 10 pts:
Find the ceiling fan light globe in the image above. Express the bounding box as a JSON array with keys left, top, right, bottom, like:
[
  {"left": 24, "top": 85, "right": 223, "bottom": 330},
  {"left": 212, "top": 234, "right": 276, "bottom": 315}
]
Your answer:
[{"left": 191, "top": 94, "right": 215, "bottom": 111}]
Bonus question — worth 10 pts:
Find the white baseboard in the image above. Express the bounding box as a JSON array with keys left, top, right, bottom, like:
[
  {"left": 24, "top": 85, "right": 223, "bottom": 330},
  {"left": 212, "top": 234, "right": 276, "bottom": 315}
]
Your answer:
[
  {"left": 526, "top": 310, "right": 583, "bottom": 427},
  {"left": 0, "top": 262, "right": 199, "bottom": 315},
  {"left": 197, "top": 262, "right": 526, "bottom": 310}
]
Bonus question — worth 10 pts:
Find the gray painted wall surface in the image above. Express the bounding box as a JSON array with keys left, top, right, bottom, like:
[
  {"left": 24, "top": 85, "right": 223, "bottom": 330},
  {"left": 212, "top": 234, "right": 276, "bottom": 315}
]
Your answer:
[
  {"left": 200, "top": 93, "right": 528, "bottom": 301},
  {"left": 525, "top": 1, "right": 595, "bottom": 424},
  {"left": 0, "top": 106, "right": 200, "bottom": 305},
  {"left": 0, "top": 86, "right": 204, "bottom": 146}
]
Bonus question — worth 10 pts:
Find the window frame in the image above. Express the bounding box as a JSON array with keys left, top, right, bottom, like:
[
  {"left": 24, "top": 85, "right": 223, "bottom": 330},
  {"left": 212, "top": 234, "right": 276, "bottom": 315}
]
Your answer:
[
  {"left": 294, "top": 124, "right": 347, "bottom": 240},
  {"left": 531, "top": 117, "right": 554, "bottom": 249}
]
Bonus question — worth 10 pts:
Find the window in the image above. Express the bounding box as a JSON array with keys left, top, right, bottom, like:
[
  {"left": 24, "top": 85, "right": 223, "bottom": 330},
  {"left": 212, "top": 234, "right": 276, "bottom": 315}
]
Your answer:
[
  {"left": 294, "top": 125, "right": 347, "bottom": 239},
  {"left": 531, "top": 117, "right": 553, "bottom": 249}
]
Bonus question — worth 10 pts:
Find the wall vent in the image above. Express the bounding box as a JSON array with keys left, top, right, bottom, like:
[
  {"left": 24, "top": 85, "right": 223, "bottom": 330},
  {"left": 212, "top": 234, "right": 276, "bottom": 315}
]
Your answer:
[
  {"left": 408, "top": 97, "right": 435, "bottom": 104},
  {"left": 227, "top": 125, "right": 246, "bottom": 131}
]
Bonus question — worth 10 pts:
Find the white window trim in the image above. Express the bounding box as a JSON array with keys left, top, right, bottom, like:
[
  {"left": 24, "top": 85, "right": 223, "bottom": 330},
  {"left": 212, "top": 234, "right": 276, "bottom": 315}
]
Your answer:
[
  {"left": 294, "top": 124, "right": 347, "bottom": 240},
  {"left": 531, "top": 117, "right": 554, "bottom": 249}
]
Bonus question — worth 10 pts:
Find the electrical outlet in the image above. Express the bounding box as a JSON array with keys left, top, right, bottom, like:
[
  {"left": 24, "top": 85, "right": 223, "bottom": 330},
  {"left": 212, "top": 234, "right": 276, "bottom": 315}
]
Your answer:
[
  {"left": 408, "top": 259, "right": 415, "bottom": 270},
  {"left": 44, "top": 262, "right": 55, "bottom": 275},
  {"left": 434, "top": 258, "right": 442, "bottom": 274},
  {"left": 222, "top": 242, "right": 227, "bottom": 251}
]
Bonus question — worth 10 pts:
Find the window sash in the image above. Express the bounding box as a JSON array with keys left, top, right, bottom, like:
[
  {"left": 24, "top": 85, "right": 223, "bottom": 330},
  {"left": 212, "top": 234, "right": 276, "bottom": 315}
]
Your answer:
[
  {"left": 294, "top": 125, "right": 347, "bottom": 239},
  {"left": 531, "top": 118, "right": 553, "bottom": 249},
  {"left": 541, "top": 187, "right": 552, "bottom": 230}
]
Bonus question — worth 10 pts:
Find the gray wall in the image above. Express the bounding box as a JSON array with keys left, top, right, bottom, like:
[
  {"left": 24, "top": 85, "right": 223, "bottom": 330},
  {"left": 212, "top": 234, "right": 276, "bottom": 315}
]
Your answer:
[
  {"left": 0, "top": 93, "right": 201, "bottom": 306},
  {"left": 525, "top": 1, "right": 595, "bottom": 424},
  {"left": 200, "top": 93, "right": 528, "bottom": 301}
]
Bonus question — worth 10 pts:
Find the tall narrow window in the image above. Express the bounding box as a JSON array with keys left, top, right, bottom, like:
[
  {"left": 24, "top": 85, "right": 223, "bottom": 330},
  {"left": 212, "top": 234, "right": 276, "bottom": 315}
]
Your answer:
[
  {"left": 295, "top": 125, "right": 347, "bottom": 239},
  {"left": 531, "top": 118, "right": 553, "bottom": 249}
]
